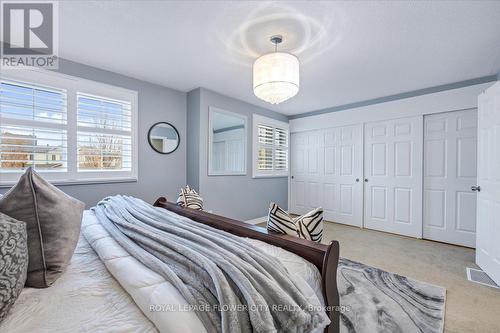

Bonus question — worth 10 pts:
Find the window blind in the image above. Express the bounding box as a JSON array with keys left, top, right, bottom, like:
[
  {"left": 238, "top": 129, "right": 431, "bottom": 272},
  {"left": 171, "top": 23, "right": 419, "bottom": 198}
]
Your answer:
[
  {"left": 77, "top": 94, "right": 132, "bottom": 132},
  {"left": 274, "top": 127, "right": 288, "bottom": 171},
  {"left": 257, "top": 124, "right": 273, "bottom": 170},
  {"left": 0, "top": 80, "right": 68, "bottom": 172},
  {"left": 77, "top": 93, "right": 132, "bottom": 172},
  {"left": 255, "top": 121, "right": 289, "bottom": 176}
]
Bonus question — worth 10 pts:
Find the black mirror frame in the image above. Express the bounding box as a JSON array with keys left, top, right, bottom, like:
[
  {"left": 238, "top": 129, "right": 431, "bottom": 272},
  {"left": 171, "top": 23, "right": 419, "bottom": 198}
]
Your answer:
[{"left": 147, "top": 121, "right": 180, "bottom": 155}]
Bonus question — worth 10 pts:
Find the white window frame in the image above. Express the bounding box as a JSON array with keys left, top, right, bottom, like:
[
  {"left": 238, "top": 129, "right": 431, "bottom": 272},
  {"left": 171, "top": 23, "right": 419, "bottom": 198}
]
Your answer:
[
  {"left": 0, "top": 68, "right": 138, "bottom": 186},
  {"left": 252, "top": 114, "right": 289, "bottom": 178}
]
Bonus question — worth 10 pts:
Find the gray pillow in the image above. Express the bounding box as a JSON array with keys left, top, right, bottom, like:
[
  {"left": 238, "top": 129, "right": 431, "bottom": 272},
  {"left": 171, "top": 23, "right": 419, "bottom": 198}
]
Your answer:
[
  {"left": 0, "top": 168, "right": 84, "bottom": 288},
  {"left": 0, "top": 212, "right": 28, "bottom": 322}
]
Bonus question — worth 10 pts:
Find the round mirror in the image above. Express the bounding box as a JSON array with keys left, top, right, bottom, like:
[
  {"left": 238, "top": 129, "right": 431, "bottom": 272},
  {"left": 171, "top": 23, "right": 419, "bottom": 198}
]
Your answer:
[{"left": 148, "top": 122, "right": 180, "bottom": 154}]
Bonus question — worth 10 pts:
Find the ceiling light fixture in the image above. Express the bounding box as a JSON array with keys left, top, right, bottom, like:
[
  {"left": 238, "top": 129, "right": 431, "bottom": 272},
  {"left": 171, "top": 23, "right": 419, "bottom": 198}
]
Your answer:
[{"left": 253, "top": 35, "right": 300, "bottom": 105}]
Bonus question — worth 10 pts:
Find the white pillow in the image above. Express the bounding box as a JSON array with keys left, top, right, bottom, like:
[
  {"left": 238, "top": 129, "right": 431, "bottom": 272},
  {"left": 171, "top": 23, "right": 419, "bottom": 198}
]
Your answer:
[
  {"left": 176, "top": 185, "right": 203, "bottom": 210},
  {"left": 267, "top": 202, "right": 297, "bottom": 236},
  {"left": 295, "top": 207, "right": 324, "bottom": 243},
  {"left": 267, "top": 202, "right": 323, "bottom": 243}
]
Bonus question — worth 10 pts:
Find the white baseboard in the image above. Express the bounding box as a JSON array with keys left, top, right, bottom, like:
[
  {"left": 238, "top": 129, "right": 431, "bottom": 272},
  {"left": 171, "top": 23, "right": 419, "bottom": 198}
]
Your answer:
[{"left": 245, "top": 216, "right": 267, "bottom": 225}]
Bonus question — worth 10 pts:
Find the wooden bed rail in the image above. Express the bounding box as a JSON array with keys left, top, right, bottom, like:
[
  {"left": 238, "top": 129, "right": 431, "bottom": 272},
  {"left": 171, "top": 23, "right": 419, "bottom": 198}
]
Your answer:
[{"left": 153, "top": 197, "right": 340, "bottom": 333}]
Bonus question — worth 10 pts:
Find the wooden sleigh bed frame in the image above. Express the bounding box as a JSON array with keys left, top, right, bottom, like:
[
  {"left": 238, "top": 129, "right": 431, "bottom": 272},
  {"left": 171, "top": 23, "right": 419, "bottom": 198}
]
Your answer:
[{"left": 153, "top": 197, "right": 340, "bottom": 333}]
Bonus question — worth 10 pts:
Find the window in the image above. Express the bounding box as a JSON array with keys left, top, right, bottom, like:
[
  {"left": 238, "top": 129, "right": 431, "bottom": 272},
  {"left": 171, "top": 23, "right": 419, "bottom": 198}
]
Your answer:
[
  {"left": 77, "top": 93, "right": 132, "bottom": 172},
  {"left": 0, "top": 69, "right": 138, "bottom": 185},
  {"left": 0, "top": 81, "right": 68, "bottom": 173},
  {"left": 252, "top": 114, "right": 289, "bottom": 178}
]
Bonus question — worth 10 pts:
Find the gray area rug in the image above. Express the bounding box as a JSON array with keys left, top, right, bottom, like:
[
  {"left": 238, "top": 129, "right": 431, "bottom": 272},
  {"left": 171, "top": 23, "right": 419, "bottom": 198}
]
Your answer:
[{"left": 338, "top": 258, "right": 446, "bottom": 333}]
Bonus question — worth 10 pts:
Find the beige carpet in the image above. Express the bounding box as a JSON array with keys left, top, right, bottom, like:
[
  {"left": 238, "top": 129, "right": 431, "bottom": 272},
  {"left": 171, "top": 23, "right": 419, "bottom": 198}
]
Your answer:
[{"left": 318, "top": 221, "right": 500, "bottom": 333}]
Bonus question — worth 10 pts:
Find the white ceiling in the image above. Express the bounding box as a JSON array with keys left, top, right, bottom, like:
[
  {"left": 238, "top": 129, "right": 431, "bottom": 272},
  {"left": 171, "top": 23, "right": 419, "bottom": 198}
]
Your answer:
[{"left": 53, "top": 1, "right": 500, "bottom": 115}]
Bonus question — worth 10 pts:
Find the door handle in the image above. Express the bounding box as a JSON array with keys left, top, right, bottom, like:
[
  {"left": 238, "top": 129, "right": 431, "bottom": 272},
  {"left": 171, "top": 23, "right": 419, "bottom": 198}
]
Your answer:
[
  {"left": 364, "top": 178, "right": 368, "bottom": 182},
  {"left": 356, "top": 178, "right": 360, "bottom": 182},
  {"left": 471, "top": 185, "right": 481, "bottom": 192},
  {"left": 291, "top": 176, "right": 294, "bottom": 179}
]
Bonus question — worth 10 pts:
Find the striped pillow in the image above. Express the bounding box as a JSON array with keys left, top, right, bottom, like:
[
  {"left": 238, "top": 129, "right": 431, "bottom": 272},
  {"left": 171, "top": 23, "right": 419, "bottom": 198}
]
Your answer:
[
  {"left": 176, "top": 186, "right": 203, "bottom": 210},
  {"left": 267, "top": 202, "right": 324, "bottom": 243},
  {"left": 267, "top": 202, "right": 298, "bottom": 237},
  {"left": 295, "top": 207, "right": 323, "bottom": 243}
]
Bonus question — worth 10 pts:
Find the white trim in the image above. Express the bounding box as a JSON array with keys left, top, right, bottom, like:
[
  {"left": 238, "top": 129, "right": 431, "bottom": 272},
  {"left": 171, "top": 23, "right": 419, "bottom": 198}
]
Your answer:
[
  {"left": 0, "top": 177, "right": 137, "bottom": 188},
  {"left": 207, "top": 106, "right": 247, "bottom": 176},
  {"left": 0, "top": 68, "right": 138, "bottom": 185},
  {"left": 252, "top": 114, "right": 289, "bottom": 178},
  {"left": 245, "top": 216, "right": 268, "bottom": 225},
  {"left": 252, "top": 174, "right": 288, "bottom": 179}
]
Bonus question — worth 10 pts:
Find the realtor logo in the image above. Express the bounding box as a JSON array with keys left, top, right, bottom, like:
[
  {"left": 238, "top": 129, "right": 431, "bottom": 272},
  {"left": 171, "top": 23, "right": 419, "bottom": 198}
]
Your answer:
[{"left": 1, "top": 1, "right": 58, "bottom": 68}]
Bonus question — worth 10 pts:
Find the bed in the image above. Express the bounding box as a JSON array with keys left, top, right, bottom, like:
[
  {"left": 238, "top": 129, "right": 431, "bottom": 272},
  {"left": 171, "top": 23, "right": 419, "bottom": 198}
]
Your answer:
[
  {"left": 0, "top": 197, "right": 340, "bottom": 333},
  {"left": 152, "top": 198, "right": 340, "bottom": 333}
]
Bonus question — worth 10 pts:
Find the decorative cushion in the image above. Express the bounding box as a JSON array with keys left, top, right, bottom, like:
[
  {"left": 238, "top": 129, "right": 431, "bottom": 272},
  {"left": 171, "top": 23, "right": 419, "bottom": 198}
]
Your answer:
[
  {"left": 176, "top": 185, "right": 203, "bottom": 210},
  {"left": 295, "top": 207, "right": 324, "bottom": 243},
  {"left": 267, "top": 202, "right": 299, "bottom": 236},
  {"left": 0, "top": 168, "right": 85, "bottom": 288},
  {"left": 0, "top": 212, "right": 28, "bottom": 323},
  {"left": 267, "top": 202, "right": 324, "bottom": 243}
]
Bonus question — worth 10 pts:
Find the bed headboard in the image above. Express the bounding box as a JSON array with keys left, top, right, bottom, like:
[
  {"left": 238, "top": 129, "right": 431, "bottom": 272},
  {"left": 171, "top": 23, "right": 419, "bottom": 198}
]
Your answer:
[{"left": 153, "top": 197, "right": 340, "bottom": 333}]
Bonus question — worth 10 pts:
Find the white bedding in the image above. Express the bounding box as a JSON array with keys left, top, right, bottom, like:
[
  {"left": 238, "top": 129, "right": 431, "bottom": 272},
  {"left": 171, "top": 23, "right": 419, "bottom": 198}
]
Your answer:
[
  {"left": 1, "top": 210, "right": 325, "bottom": 333},
  {"left": 0, "top": 229, "right": 157, "bottom": 333}
]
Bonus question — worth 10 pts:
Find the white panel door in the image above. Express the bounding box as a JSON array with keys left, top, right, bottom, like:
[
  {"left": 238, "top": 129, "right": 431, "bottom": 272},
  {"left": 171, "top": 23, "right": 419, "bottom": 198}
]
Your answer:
[
  {"left": 304, "top": 130, "right": 323, "bottom": 214},
  {"left": 476, "top": 82, "right": 500, "bottom": 286},
  {"left": 364, "top": 116, "right": 423, "bottom": 237},
  {"left": 322, "top": 124, "right": 363, "bottom": 226},
  {"left": 290, "top": 124, "right": 363, "bottom": 226},
  {"left": 291, "top": 131, "right": 323, "bottom": 215},
  {"left": 290, "top": 132, "right": 309, "bottom": 214},
  {"left": 423, "top": 109, "right": 478, "bottom": 247}
]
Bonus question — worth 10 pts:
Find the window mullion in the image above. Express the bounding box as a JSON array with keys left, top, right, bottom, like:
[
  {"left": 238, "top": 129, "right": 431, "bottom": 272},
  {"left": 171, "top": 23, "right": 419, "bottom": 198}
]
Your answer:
[{"left": 0, "top": 117, "right": 67, "bottom": 130}]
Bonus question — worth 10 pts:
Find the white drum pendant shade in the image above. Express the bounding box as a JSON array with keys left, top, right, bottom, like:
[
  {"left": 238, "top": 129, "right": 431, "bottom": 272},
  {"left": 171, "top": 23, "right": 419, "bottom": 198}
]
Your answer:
[{"left": 253, "top": 52, "right": 299, "bottom": 104}]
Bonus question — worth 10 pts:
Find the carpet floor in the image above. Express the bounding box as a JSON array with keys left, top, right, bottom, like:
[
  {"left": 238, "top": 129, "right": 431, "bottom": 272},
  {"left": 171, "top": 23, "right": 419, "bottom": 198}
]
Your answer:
[{"left": 320, "top": 221, "right": 500, "bottom": 333}]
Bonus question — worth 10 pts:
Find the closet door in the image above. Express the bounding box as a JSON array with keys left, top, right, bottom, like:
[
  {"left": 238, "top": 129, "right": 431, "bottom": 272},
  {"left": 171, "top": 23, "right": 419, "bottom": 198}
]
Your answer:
[
  {"left": 364, "top": 116, "right": 423, "bottom": 237},
  {"left": 322, "top": 124, "right": 363, "bottom": 226},
  {"left": 290, "top": 132, "right": 308, "bottom": 214},
  {"left": 290, "top": 124, "right": 363, "bottom": 226},
  {"left": 423, "top": 110, "right": 477, "bottom": 247},
  {"left": 290, "top": 130, "right": 323, "bottom": 216}
]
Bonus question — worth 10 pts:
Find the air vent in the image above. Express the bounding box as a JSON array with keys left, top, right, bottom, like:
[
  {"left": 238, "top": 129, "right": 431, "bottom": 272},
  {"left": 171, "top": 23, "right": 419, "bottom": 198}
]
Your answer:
[{"left": 466, "top": 268, "right": 499, "bottom": 289}]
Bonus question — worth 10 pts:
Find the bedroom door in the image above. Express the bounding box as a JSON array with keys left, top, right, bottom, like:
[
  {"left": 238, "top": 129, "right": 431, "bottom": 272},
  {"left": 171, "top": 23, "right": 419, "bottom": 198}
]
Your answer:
[
  {"left": 423, "top": 109, "right": 478, "bottom": 247},
  {"left": 290, "top": 124, "right": 363, "bottom": 226},
  {"left": 364, "top": 116, "right": 423, "bottom": 238},
  {"left": 476, "top": 82, "right": 500, "bottom": 286}
]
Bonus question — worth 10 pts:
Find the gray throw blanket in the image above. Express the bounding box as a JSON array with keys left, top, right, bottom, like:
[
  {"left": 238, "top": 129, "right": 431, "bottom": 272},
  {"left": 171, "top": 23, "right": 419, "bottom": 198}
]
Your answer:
[{"left": 92, "top": 196, "right": 329, "bottom": 333}]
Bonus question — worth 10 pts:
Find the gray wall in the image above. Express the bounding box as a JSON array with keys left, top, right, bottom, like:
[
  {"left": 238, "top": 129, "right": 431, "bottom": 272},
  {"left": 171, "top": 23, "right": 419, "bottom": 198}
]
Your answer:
[
  {"left": 188, "top": 88, "right": 288, "bottom": 221},
  {"left": 1, "top": 60, "right": 290, "bottom": 219},
  {"left": 1, "top": 58, "right": 187, "bottom": 207}
]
